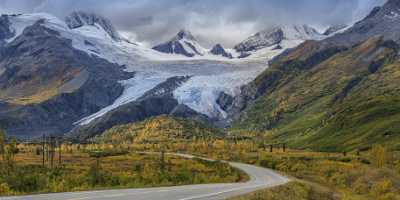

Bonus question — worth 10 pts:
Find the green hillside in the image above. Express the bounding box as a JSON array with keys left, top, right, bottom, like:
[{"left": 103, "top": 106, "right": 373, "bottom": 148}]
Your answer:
[
  {"left": 233, "top": 37, "right": 400, "bottom": 151},
  {"left": 96, "top": 115, "right": 223, "bottom": 144}
]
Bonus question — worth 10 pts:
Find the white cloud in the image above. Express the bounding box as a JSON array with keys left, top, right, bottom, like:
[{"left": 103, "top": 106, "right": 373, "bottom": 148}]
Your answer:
[{"left": 0, "top": 0, "right": 387, "bottom": 48}]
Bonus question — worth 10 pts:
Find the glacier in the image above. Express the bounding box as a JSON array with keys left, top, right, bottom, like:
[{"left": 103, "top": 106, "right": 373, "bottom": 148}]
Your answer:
[{"left": 4, "top": 13, "right": 318, "bottom": 125}]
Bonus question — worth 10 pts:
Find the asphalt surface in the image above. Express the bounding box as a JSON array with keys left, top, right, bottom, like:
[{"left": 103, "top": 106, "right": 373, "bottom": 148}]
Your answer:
[{"left": 1, "top": 154, "right": 289, "bottom": 200}]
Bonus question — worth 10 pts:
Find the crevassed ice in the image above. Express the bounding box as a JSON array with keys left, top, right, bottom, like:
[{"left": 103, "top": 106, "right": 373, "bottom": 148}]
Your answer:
[{"left": 173, "top": 69, "right": 263, "bottom": 119}]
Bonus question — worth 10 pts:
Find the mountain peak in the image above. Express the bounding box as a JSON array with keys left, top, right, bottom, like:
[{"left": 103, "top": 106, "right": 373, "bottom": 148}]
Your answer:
[
  {"left": 65, "top": 11, "right": 121, "bottom": 41},
  {"left": 234, "top": 24, "right": 323, "bottom": 52},
  {"left": 210, "top": 44, "right": 232, "bottom": 58},
  {"left": 152, "top": 30, "right": 205, "bottom": 57},
  {"left": 174, "top": 29, "right": 196, "bottom": 41}
]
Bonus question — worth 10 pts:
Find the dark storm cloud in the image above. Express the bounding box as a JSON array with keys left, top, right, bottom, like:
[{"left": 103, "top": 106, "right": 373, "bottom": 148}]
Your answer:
[{"left": 0, "top": 0, "right": 387, "bottom": 47}]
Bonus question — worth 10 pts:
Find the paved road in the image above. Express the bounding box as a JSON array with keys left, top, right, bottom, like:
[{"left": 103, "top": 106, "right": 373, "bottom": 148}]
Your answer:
[{"left": 1, "top": 154, "right": 289, "bottom": 200}]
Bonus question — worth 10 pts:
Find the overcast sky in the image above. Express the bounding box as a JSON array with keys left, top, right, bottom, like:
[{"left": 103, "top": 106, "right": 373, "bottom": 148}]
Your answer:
[{"left": 0, "top": 0, "right": 387, "bottom": 48}]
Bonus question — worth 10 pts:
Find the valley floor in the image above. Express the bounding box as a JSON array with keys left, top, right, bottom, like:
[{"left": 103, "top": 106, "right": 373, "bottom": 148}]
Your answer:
[
  {"left": 0, "top": 146, "right": 246, "bottom": 196},
  {"left": 0, "top": 140, "right": 399, "bottom": 199}
]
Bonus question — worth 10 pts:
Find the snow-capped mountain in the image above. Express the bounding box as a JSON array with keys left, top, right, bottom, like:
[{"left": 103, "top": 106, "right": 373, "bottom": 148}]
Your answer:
[
  {"left": 152, "top": 30, "right": 207, "bottom": 57},
  {"left": 0, "top": 11, "right": 330, "bottom": 139},
  {"left": 65, "top": 11, "right": 121, "bottom": 41},
  {"left": 234, "top": 25, "right": 325, "bottom": 53}
]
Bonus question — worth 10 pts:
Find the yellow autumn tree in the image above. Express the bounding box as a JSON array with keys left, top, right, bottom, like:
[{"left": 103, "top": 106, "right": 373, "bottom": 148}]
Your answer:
[{"left": 370, "top": 145, "right": 387, "bottom": 168}]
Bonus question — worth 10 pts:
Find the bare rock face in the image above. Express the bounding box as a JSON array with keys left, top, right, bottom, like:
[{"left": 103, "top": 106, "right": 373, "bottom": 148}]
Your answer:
[
  {"left": 0, "top": 15, "right": 15, "bottom": 52},
  {"left": 0, "top": 15, "right": 14, "bottom": 41},
  {"left": 65, "top": 11, "right": 121, "bottom": 41},
  {"left": 210, "top": 44, "right": 232, "bottom": 58}
]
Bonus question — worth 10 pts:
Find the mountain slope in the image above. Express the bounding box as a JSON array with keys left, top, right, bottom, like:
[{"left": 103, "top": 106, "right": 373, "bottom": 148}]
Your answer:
[
  {"left": 233, "top": 37, "right": 400, "bottom": 151},
  {"left": 322, "top": 0, "right": 400, "bottom": 47},
  {"left": 323, "top": 24, "right": 348, "bottom": 36},
  {"left": 0, "top": 15, "right": 132, "bottom": 139},
  {"left": 229, "top": 0, "right": 400, "bottom": 151}
]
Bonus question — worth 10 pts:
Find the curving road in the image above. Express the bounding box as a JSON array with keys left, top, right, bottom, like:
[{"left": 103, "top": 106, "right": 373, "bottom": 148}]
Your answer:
[{"left": 1, "top": 154, "right": 289, "bottom": 200}]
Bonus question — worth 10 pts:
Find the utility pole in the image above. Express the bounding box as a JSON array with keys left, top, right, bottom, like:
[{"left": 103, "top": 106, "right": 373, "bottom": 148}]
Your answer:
[
  {"left": 49, "top": 136, "right": 55, "bottom": 169},
  {"left": 58, "top": 138, "right": 62, "bottom": 166},
  {"left": 160, "top": 149, "right": 165, "bottom": 174},
  {"left": 42, "top": 134, "right": 45, "bottom": 167},
  {"left": 45, "top": 136, "right": 49, "bottom": 163}
]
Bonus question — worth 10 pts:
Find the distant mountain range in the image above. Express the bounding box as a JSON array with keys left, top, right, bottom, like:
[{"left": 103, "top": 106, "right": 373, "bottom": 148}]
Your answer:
[
  {"left": 151, "top": 25, "right": 336, "bottom": 59},
  {"left": 0, "top": 0, "right": 399, "bottom": 151}
]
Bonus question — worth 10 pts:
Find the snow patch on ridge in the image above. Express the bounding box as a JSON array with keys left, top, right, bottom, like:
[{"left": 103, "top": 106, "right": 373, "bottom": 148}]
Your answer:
[{"left": 76, "top": 71, "right": 173, "bottom": 125}]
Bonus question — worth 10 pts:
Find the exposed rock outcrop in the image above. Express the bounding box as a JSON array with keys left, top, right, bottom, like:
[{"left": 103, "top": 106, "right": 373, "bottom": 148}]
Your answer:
[{"left": 210, "top": 44, "right": 232, "bottom": 58}]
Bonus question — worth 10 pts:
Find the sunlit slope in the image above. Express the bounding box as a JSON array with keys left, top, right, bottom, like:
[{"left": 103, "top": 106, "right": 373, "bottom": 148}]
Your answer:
[
  {"left": 234, "top": 37, "right": 400, "bottom": 151},
  {"left": 96, "top": 115, "right": 223, "bottom": 144}
]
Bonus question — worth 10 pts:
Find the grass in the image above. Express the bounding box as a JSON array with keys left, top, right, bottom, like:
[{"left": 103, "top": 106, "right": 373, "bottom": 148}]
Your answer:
[
  {"left": 229, "top": 181, "right": 337, "bottom": 200},
  {"left": 0, "top": 144, "right": 247, "bottom": 196},
  {"left": 95, "top": 115, "right": 224, "bottom": 144}
]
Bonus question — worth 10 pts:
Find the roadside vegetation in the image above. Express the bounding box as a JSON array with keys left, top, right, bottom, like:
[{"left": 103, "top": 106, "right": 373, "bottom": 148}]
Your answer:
[
  {"left": 0, "top": 130, "right": 246, "bottom": 196},
  {"left": 194, "top": 142, "right": 400, "bottom": 200},
  {"left": 229, "top": 181, "right": 337, "bottom": 200},
  {"left": 1, "top": 114, "right": 399, "bottom": 199}
]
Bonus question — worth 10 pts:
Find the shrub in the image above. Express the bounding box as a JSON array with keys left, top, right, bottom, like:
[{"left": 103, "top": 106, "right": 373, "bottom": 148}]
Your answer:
[
  {"left": 369, "top": 145, "right": 387, "bottom": 168},
  {"left": 376, "top": 193, "right": 398, "bottom": 200},
  {"left": 352, "top": 177, "right": 370, "bottom": 194},
  {"left": 0, "top": 182, "right": 11, "bottom": 195},
  {"left": 370, "top": 179, "right": 393, "bottom": 197},
  {"left": 259, "top": 159, "right": 279, "bottom": 169},
  {"left": 395, "top": 161, "right": 400, "bottom": 175},
  {"left": 329, "top": 173, "right": 348, "bottom": 187}
]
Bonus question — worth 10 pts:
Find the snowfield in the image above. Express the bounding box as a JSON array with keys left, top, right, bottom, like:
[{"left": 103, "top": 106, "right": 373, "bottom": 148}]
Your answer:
[{"left": 5, "top": 13, "right": 315, "bottom": 124}]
